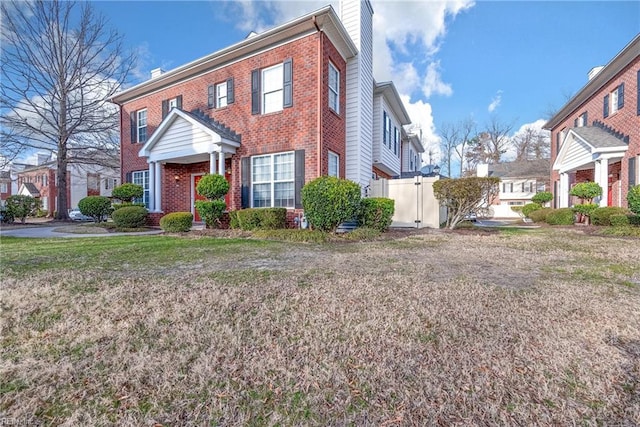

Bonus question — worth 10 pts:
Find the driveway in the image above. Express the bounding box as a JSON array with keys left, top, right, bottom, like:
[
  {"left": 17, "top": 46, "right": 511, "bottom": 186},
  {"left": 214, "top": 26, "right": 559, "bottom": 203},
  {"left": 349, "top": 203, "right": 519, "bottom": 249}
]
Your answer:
[{"left": 0, "top": 225, "right": 163, "bottom": 238}]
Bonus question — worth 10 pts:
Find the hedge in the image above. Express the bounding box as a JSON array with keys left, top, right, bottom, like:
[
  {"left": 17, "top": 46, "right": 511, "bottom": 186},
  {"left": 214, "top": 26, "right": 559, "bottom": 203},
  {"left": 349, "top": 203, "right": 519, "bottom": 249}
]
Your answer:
[
  {"left": 301, "top": 176, "right": 361, "bottom": 232},
  {"left": 160, "top": 212, "right": 193, "bottom": 232},
  {"left": 195, "top": 200, "right": 226, "bottom": 229},
  {"left": 609, "top": 214, "right": 630, "bottom": 227},
  {"left": 546, "top": 208, "right": 575, "bottom": 225},
  {"left": 229, "top": 208, "right": 287, "bottom": 230},
  {"left": 522, "top": 202, "right": 542, "bottom": 218},
  {"left": 528, "top": 207, "right": 553, "bottom": 223},
  {"left": 627, "top": 185, "right": 640, "bottom": 215},
  {"left": 590, "top": 206, "right": 630, "bottom": 226},
  {"left": 359, "top": 198, "right": 394, "bottom": 232},
  {"left": 111, "top": 205, "right": 147, "bottom": 228}
]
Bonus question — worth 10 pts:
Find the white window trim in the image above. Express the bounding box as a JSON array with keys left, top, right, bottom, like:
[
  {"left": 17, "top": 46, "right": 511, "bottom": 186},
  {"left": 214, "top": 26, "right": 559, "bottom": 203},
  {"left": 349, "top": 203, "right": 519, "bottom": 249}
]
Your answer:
[
  {"left": 328, "top": 151, "right": 339, "bottom": 177},
  {"left": 262, "top": 63, "right": 284, "bottom": 114},
  {"left": 610, "top": 90, "right": 619, "bottom": 115},
  {"left": 251, "top": 151, "right": 295, "bottom": 208},
  {"left": 216, "top": 82, "right": 227, "bottom": 108},
  {"left": 132, "top": 170, "right": 150, "bottom": 208},
  {"left": 168, "top": 98, "right": 177, "bottom": 110},
  {"left": 328, "top": 62, "right": 339, "bottom": 113},
  {"left": 137, "top": 109, "right": 147, "bottom": 143}
]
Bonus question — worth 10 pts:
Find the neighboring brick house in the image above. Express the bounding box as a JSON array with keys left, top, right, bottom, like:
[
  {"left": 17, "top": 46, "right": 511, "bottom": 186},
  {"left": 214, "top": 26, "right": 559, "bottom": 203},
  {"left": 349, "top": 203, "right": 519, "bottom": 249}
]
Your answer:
[
  {"left": 477, "top": 160, "right": 550, "bottom": 218},
  {"left": 545, "top": 34, "right": 639, "bottom": 209},
  {"left": 16, "top": 153, "right": 119, "bottom": 216},
  {"left": 0, "top": 171, "right": 11, "bottom": 205},
  {"left": 110, "top": 1, "right": 417, "bottom": 225}
]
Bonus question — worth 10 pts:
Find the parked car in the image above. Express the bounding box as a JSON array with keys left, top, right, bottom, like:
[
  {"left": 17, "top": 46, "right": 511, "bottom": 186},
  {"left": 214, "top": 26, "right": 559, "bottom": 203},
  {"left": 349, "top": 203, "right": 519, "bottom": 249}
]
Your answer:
[
  {"left": 68, "top": 208, "right": 92, "bottom": 221},
  {"left": 463, "top": 211, "right": 477, "bottom": 222}
]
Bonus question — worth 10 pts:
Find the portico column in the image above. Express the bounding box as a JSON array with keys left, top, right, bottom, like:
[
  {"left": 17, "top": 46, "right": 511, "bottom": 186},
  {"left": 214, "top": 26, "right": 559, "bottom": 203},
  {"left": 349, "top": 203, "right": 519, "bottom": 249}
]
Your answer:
[
  {"left": 154, "top": 161, "right": 162, "bottom": 212},
  {"left": 218, "top": 151, "right": 225, "bottom": 176},
  {"left": 559, "top": 172, "right": 569, "bottom": 208},
  {"left": 148, "top": 162, "right": 155, "bottom": 212},
  {"left": 598, "top": 159, "right": 609, "bottom": 207},
  {"left": 209, "top": 152, "right": 217, "bottom": 174}
]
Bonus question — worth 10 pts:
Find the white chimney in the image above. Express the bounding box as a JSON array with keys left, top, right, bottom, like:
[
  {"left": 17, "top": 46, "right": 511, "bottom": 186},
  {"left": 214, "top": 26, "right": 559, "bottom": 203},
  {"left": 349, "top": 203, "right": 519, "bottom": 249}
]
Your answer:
[
  {"left": 150, "top": 68, "right": 164, "bottom": 79},
  {"left": 477, "top": 163, "right": 489, "bottom": 178},
  {"left": 341, "top": 0, "right": 374, "bottom": 190},
  {"left": 588, "top": 66, "right": 604, "bottom": 81}
]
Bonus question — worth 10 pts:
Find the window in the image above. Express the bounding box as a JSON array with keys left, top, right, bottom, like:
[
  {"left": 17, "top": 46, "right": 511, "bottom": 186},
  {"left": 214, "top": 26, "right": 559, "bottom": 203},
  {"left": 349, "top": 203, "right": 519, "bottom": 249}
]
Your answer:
[
  {"left": 161, "top": 96, "right": 182, "bottom": 119},
  {"left": 0, "top": 183, "right": 7, "bottom": 193},
  {"left": 216, "top": 82, "right": 228, "bottom": 108},
  {"left": 328, "top": 62, "right": 339, "bottom": 113},
  {"left": 394, "top": 127, "right": 399, "bottom": 156},
  {"left": 251, "top": 152, "right": 294, "bottom": 208},
  {"left": 131, "top": 170, "right": 149, "bottom": 208},
  {"left": 42, "top": 174, "right": 47, "bottom": 186},
  {"left": 252, "top": 60, "right": 292, "bottom": 115},
  {"left": 105, "top": 178, "right": 117, "bottom": 190},
  {"left": 604, "top": 84, "right": 624, "bottom": 117},
  {"left": 576, "top": 111, "right": 587, "bottom": 127},
  {"left": 137, "top": 109, "right": 147, "bottom": 143},
  {"left": 502, "top": 183, "right": 507, "bottom": 193},
  {"left": 383, "top": 111, "right": 390, "bottom": 147},
  {"left": 409, "top": 149, "right": 414, "bottom": 171},
  {"left": 508, "top": 201, "right": 524, "bottom": 206},
  {"left": 328, "top": 151, "right": 339, "bottom": 177}
]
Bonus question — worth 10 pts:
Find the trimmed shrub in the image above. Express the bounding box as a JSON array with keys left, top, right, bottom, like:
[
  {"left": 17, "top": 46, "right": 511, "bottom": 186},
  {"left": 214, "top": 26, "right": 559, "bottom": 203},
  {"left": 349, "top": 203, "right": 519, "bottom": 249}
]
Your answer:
[
  {"left": 572, "top": 203, "right": 598, "bottom": 224},
  {"left": 78, "top": 196, "right": 111, "bottom": 223},
  {"left": 4, "top": 195, "right": 40, "bottom": 224},
  {"left": 570, "top": 182, "right": 602, "bottom": 203},
  {"left": 522, "top": 202, "right": 542, "bottom": 218},
  {"left": 590, "top": 206, "right": 630, "bottom": 226},
  {"left": 111, "top": 205, "right": 147, "bottom": 228},
  {"left": 546, "top": 208, "right": 575, "bottom": 225},
  {"left": 160, "top": 212, "right": 193, "bottom": 232},
  {"left": 111, "top": 183, "right": 143, "bottom": 203},
  {"left": 628, "top": 185, "right": 640, "bottom": 215},
  {"left": 196, "top": 174, "right": 230, "bottom": 200},
  {"left": 531, "top": 191, "right": 553, "bottom": 205},
  {"left": 229, "top": 208, "right": 287, "bottom": 230},
  {"left": 195, "top": 200, "right": 226, "bottom": 229},
  {"left": 112, "top": 202, "right": 146, "bottom": 211},
  {"left": 609, "top": 214, "right": 630, "bottom": 227},
  {"left": 301, "top": 176, "right": 361, "bottom": 232},
  {"left": 359, "top": 198, "right": 394, "bottom": 232},
  {"left": 628, "top": 215, "right": 640, "bottom": 226},
  {"left": 528, "top": 207, "right": 552, "bottom": 223}
]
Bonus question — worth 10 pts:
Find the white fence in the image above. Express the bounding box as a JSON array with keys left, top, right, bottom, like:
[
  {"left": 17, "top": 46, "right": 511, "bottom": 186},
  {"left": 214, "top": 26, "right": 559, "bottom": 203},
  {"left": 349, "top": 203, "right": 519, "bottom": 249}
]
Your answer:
[{"left": 369, "top": 176, "right": 447, "bottom": 228}]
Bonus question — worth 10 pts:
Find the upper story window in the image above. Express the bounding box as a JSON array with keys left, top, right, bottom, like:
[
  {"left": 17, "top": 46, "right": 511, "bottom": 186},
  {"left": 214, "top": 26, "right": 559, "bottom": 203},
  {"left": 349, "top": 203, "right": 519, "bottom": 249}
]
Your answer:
[
  {"left": 328, "top": 151, "right": 339, "bottom": 177},
  {"left": 0, "top": 183, "right": 7, "bottom": 193},
  {"left": 409, "top": 148, "right": 414, "bottom": 170},
  {"left": 383, "top": 111, "right": 391, "bottom": 148},
  {"left": 604, "top": 83, "right": 624, "bottom": 117},
  {"left": 252, "top": 59, "right": 292, "bottom": 115},
  {"left": 208, "top": 79, "right": 234, "bottom": 109},
  {"left": 394, "top": 127, "right": 400, "bottom": 156},
  {"left": 575, "top": 111, "right": 587, "bottom": 127},
  {"left": 328, "top": 62, "right": 339, "bottom": 113},
  {"left": 162, "top": 96, "right": 182, "bottom": 119},
  {"left": 132, "top": 109, "right": 147, "bottom": 143}
]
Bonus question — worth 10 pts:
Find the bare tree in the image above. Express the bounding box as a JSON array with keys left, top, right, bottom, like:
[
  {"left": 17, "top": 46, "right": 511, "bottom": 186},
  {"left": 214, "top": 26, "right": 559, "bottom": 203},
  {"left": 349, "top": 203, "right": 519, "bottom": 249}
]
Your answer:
[
  {"left": 512, "top": 127, "right": 550, "bottom": 161},
  {"left": 438, "top": 122, "right": 459, "bottom": 178},
  {"left": 464, "top": 116, "right": 514, "bottom": 172},
  {"left": 1, "top": 0, "right": 133, "bottom": 219},
  {"left": 454, "top": 117, "right": 475, "bottom": 177}
]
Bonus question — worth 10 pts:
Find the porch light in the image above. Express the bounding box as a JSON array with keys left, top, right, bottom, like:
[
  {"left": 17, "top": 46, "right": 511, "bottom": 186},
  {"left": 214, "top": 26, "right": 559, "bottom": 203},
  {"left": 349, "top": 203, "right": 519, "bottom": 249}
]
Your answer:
[{"left": 174, "top": 175, "right": 180, "bottom": 182}]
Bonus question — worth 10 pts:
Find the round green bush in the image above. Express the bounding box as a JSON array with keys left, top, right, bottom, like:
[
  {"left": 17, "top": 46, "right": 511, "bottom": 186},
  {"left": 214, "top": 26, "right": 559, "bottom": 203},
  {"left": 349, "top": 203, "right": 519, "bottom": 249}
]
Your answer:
[
  {"left": 628, "top": 185, "right": 640, "bottom": 215},
  {"left": 111, "top": 183, "right": 143, "bottom": 203},
  {"left": 196, "top": 174, "right": 229, "bottom": 200},
  {"left": 359, "top": 197, "right": 394, "bottom": 231},
  {"left": 301, "top": 176, "right": 361, "bottom": 232},
  {"left": 609, "top": 214, "right": 630, "bottom": 227},
  {"left": 4, "top": 195, "right": 39, "bottom": 224},
  {"left": 570, "top": 182, "right": 602, "bottom": 202},
  {"left": 522, "top": 202, "right": 542, "bottom": 218},
  {"left": 590, "top": 206, "right": 630, "bottom": 226},
  {"left": 195, "top": 200, "right": 226, "bottom": 228},
  {"left": 111, "top": 205, "right": 147, "bottom": 228},
  {"left": 546, "top": 208, "right": 575, "bottom": 225},
  {"left": 531, "top": 191, "right": 553, "bottom": 205},
  {"left": 528, "top": 207, "right": 552, "bottom": 223},
  {"left": 160, "top": 212, "right": 193, "bottom": 232},
  {"left": 78, "top": 196, "right": 111, "bottom": 222}
]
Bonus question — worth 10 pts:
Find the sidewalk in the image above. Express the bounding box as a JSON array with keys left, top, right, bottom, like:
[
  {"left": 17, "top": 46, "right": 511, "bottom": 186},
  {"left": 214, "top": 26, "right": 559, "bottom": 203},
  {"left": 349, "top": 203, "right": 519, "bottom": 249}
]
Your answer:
[{"left": 0, "top": 223, "right": 163, "bottom": 238}]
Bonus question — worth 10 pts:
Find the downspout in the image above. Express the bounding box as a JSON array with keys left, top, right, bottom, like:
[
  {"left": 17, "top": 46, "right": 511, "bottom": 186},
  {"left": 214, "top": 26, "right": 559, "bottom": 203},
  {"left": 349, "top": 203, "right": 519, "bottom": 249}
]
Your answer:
[{"left": 313, "top": 16, "right": 322, "bottom": 177}]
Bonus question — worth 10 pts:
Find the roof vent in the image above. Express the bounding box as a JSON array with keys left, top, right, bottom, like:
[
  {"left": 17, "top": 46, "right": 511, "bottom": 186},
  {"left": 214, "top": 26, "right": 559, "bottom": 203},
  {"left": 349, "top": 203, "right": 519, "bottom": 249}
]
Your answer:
[
  {"left": 150, "top": 68, "right": 164, "bottom": 79},
  {"left": 588, "top": 66, "right": 604, "bottom": 81}
]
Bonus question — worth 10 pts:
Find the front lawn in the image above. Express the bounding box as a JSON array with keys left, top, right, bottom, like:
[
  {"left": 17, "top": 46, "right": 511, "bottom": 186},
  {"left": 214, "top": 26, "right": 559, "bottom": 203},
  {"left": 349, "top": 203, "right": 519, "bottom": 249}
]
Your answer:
[{"left": 1, "top": 229, "right": 638, "bottom": 425}]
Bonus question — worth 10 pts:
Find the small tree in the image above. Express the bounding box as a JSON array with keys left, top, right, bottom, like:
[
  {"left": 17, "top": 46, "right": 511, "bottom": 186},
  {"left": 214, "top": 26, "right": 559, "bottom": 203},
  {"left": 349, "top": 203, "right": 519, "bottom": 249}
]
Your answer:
[
  {"left": 570, "top": 182, "right": 602, "bottom": 225},
  {"left": 531, "top": 191, "right": 553, "bottom": 206},
  {"left": 627, "top": 185, "right": 640, "bottom": 215},
  {"left": 195, "top": 174, "right": 229, "bottom": 228},
  {"left": 433, "top": 177, "right": 500, "bottom": 229},
  {"left": 78, "top": 195, "right": 111, "bottom": 223},
  {"left": 5, "top": 195, "right": 40, "bottom": 224},
  {"left": 301, "top": 176, "right": 361, "bottom": 232},
  {"left": 111, "top": 183, "right": 143, "bottom": 203}
]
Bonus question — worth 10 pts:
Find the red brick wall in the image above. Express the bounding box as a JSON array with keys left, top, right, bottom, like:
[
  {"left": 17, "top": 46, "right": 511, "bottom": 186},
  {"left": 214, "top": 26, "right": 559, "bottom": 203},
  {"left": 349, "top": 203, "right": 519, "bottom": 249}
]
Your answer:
[
  {"left": 550, "top": 56, "right": 640, "bottom": 208},
  {"left": 120, "top": 32, "right": 349, "bottom": 222},
  {"left": 17, "top": 168, "right": 59, "bottom": 216}
]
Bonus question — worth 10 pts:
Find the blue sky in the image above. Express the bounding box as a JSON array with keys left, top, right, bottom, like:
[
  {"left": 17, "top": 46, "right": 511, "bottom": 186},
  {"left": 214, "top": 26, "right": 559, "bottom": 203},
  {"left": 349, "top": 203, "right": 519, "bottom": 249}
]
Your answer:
[{"left": 93, "top": 0, "right": 639, "bottom": 164}]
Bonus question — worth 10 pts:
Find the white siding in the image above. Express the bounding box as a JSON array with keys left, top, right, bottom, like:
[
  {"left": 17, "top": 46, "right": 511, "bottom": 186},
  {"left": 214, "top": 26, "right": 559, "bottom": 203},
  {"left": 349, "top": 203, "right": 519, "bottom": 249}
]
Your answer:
[{"left": 152, "top": 116, "right": 216, "bottom": 156}]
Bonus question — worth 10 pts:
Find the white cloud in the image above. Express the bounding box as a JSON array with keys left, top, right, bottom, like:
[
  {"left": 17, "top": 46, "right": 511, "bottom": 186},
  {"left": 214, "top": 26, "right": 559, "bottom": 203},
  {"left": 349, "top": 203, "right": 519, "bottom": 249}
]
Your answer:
[
  {"left": 421, "top": 61, "right": 453, "bottom": 98},
  {"left": 502, "top": 119, "right": 550, "bottom": 161},
  {"left": 488, "top": 90, "right": 502, "bottom": 113},
  {"left": 400, "top": 95, "right": 440, "bottom": 165}
]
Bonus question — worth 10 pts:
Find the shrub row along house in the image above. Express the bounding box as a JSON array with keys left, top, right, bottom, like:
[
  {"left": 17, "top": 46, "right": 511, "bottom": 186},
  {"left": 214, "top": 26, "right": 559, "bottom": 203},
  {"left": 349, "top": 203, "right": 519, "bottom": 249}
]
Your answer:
[
  {"left": 109, "top": 0, "right": 424, "bottom": 225},
  {"left": 545, "top": 34, "right": 639, "bottom": 209}
]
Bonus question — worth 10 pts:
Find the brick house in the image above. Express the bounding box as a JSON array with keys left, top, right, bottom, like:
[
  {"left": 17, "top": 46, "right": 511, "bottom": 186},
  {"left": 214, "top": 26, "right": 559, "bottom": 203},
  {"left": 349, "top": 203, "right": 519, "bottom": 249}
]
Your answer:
[
  {"left": 545, "top": 34, "right": 639, "bottom": 209},
  {"left": 0, "top": 171, "right": 11, "bottom": 205},
  {"left": 16, "top": 153, "right": 119, "bottom": 216},
  {"left": 110, "top": 1, "right": 418, "bottom": 225}
]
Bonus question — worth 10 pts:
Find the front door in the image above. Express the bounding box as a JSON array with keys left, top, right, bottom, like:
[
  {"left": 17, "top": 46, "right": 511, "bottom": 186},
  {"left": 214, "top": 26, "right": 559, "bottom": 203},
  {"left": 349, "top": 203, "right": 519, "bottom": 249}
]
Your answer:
[{"left": 193, "top": 174, "right": 206, "bottom": 221}]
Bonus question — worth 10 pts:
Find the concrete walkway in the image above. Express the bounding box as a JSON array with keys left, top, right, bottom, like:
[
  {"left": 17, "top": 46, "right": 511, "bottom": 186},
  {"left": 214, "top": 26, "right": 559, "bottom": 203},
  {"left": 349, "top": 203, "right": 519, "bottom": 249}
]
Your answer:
[{"left": 0, "top": 225, "right": 164, "bottom": 238}]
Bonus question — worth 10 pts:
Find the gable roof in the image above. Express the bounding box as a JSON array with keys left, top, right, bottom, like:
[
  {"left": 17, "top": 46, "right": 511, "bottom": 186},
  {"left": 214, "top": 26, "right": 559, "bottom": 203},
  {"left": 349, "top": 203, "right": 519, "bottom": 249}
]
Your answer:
[
  {"left": 488, "top": 159, "right": 550, "bottom": 179},
  {"left": 374, "top": 81, "right": 411, "bottom": 125},
  {"left": 571, "top": 126, "right": 630, "bottom": 149},
  {"left": 18, "top": 183, "right": 40, "bottom": 197},
  {"left": 544, "top": 34, "right": 640, "bottom": 130},
  {"left": 553, "top": 126, "right": 628, "bottom": 173},
  {"left": 110, "top": 6, "right": 358, "bottom": 104}
]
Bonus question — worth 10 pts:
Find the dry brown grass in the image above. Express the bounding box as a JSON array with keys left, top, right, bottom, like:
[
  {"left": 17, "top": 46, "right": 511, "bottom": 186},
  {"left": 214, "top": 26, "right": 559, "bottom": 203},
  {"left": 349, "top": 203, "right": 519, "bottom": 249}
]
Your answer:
[{"left": 1, "top": 229, "right": 639, "bottom": 425}]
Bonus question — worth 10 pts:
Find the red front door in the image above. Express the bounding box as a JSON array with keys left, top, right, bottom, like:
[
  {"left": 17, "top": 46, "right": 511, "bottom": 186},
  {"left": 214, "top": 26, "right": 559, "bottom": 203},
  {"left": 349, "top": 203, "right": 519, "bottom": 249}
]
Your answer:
[{"left": 193, "top": 174, "right": 206, "bottom": 221}]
